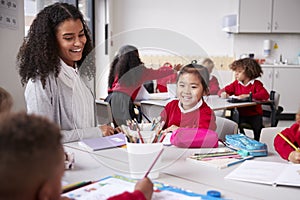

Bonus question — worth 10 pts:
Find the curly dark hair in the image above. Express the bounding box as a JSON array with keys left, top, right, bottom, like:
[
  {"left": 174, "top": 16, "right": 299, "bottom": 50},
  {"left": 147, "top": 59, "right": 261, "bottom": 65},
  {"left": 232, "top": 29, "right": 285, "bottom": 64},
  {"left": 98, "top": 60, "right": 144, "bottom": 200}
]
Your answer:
[
  {"left": 17, "top": 2, "right": 95, "bottom": 88},
  {"left": 108, "top": 45, "right": 144, "bottom": 88},
  {"left": 177, "top": 63, "right": 210, "bottom": 95},
  {"left": 230, "top": 58, "right": 263, "bottom": 80}
]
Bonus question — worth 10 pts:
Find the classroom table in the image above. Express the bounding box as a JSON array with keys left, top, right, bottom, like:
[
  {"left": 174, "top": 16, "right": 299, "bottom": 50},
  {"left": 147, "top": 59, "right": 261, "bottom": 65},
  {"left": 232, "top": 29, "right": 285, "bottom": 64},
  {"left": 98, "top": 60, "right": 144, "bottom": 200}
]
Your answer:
[{"left": 63, "top": 141, "right": 300, "bottom": 200}]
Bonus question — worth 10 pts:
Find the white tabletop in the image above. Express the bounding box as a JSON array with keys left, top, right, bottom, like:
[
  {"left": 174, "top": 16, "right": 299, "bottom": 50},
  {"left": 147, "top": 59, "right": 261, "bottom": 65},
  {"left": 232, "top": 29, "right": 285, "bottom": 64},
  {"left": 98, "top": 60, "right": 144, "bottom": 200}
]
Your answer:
[{"left": 63, "top": 141, "right": 300, "bottom": 200}]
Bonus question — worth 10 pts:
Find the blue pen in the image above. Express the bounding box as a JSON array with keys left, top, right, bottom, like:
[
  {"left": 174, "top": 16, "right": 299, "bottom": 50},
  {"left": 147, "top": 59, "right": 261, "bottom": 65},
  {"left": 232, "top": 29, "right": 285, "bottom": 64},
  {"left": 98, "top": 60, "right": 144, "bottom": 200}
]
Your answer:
[{"left": 227, "top": 156, "right": 254, "bottom": 167}]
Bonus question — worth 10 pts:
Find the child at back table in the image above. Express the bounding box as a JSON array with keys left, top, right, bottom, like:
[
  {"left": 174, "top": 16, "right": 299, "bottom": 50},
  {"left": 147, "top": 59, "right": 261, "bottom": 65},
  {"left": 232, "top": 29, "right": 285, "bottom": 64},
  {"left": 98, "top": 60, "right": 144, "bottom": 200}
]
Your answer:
[
  {"left": 160, "top": 64, "right": 217, "bottom": 132},
  {"left": 200, "top": 58, "right": 220, "bottom": 95},
  {"left": 274, "top": 109, "right": 300, "bottom": 164},
  {"left": 218, "top": 58, "right": 269, "bottom": 141}
]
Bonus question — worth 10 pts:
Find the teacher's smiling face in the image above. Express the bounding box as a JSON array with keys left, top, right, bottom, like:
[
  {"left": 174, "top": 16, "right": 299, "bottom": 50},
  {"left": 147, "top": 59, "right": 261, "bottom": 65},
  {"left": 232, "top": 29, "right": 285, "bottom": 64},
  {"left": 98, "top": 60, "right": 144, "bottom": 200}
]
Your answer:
[{"left": 56, "top": 19, "right": 87, "bottom": 67}]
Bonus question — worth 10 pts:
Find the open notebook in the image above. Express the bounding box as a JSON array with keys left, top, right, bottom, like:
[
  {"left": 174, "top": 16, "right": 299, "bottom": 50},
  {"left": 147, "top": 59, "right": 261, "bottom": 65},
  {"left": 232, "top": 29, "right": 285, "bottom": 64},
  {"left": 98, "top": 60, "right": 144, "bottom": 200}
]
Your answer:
[
  {"left": 135, "top": 85, "right": 170, "bottom": 100},
  {"left": 225, "top": 160, "right": 300, "bottom": 187}
]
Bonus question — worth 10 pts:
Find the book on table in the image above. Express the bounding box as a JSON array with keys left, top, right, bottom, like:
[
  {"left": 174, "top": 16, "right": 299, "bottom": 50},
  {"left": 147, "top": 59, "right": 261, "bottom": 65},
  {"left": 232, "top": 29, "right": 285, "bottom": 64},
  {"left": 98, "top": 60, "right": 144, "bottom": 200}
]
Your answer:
[
  {"left": 79, "top": 133, "right": 126, "bottom": 151},
  {"left": 225, "top": 160, "right": 300, "bottom": 187}
]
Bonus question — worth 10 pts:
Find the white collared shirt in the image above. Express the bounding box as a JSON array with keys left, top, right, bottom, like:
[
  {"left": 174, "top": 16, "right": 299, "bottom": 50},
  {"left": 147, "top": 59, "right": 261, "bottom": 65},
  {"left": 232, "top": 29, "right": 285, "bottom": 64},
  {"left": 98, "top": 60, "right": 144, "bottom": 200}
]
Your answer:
[
  {"left": 238, "top": 79, "right": 255, "bottom": 87},
  {"left": 178, "top": 99, "right": 203, "bottom": 114}
]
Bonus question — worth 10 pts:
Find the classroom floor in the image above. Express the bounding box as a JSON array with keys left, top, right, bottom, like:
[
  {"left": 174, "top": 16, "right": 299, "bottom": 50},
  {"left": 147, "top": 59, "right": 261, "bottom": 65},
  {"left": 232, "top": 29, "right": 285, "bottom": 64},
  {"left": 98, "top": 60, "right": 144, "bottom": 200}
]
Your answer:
[{"left": 244, "top": 120, "right": 294, "bottom": 139}]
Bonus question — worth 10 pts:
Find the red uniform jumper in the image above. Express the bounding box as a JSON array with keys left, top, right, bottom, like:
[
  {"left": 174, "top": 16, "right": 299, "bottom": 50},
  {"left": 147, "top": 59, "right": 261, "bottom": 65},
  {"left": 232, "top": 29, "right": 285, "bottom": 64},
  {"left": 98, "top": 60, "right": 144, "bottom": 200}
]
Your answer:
[
  {"left": 160, "top": 99, "right": 217, "bottom": 131},
  {"left": 209, "top": 75, "right": 220, "bottom": 95},
  {"left": 108, "top": 66, "right": 174, "bottom": 100},
  {"left": 274, "top": 122, "right": 300, "bottom": 160},
  {"left": 218, "top": 79, "right": 269, "bottom": 141}
]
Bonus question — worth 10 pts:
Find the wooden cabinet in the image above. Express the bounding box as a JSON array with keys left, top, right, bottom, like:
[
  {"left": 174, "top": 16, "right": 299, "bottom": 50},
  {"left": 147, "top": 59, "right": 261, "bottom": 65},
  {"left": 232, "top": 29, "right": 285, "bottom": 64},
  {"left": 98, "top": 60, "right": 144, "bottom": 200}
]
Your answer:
[
  {"left": 238, "top": 0, "right": 300, "bottom": 33},
  {"left": 260, "top": 65, "right": 300, "bottom": 113}
]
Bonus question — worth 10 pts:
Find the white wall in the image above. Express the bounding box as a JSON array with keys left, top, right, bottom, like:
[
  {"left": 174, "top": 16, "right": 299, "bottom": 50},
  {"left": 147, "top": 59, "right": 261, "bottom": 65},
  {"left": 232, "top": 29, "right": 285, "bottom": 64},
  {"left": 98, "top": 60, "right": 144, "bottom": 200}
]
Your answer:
[
  {"left": 95, "top": 0, "right": 239, "bottom": 98},
  {"left": 110, "top": 0, "right": 237, "bottom": 57},
  {"left": 0, "top": 1, "right": 26, "bottom": 111}
]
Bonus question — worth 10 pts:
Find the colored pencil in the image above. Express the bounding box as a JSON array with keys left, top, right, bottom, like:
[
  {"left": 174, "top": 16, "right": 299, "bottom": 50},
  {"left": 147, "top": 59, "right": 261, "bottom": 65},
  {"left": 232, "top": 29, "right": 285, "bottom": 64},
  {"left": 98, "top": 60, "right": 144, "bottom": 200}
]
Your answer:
[
  {"left": 144, "top": 148, "right": 164, "bottom": 178},
  {"left": 62, "top": 181, "right": 92, "bottom": 193},
  {"left": 227, "top": 156, "right": 254, "bottom": 167}
]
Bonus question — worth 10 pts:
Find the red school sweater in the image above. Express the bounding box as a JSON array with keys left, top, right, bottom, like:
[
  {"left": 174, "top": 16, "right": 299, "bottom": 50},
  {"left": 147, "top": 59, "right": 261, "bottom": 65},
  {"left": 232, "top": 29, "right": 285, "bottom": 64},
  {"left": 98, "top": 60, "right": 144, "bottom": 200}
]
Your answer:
[
  {"left": 108, "top": 66, "right": 175, "bottom": 100},
  {"left": 160, "top": 99, "right": 217, "bottom": 131},
  {"left": 274, "top": 122, "right": 300, "bottom": 160},
  {"left": 222, "top": 80, "right": 269, "bottom": 116},
  {"left": 209, "top": 75, "right": 220, "bottom": 95}
]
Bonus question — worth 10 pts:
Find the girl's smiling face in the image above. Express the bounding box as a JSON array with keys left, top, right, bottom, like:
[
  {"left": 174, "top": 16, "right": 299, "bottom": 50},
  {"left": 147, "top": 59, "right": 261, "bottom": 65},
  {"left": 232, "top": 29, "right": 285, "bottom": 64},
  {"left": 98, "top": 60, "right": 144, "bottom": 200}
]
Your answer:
[
  {"left": 177, "top": 73, "right": 204, "bottom": 110},
  {"left": 56, "top": 19, "right": 86, "bottom": 67}
]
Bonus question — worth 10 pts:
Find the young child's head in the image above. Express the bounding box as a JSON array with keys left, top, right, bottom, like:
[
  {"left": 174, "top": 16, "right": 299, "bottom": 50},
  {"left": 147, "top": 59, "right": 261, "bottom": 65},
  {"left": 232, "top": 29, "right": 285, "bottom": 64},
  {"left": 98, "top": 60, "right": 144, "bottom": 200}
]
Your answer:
[
  {"left": 176, "top": 64, "right": 209, "bottom": 110},
  {"left": 201, "top": 58, "right": 215, "bottom": 74},
  {"left": 230, "top": 58, "right": 263, "bottom": 82},
  {"left": 0, "top": 112, "right": 64, "bottom": 200},
  {"left": 0, "top": 87, "right": 13, "bottom": 113}
]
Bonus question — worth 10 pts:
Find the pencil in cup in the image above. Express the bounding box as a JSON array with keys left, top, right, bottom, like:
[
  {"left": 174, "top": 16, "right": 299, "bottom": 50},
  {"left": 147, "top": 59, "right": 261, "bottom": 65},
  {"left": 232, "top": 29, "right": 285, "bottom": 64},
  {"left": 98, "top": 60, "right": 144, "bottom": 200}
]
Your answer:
[
  {"left": 124, "top": 123, "right": 158, "bottom": 143},
  {"left": 152, "top": 121, "right": 165, "bottom": 143},
  {"left": 277, "top": 132, "right": 300, "bottom": 152}
]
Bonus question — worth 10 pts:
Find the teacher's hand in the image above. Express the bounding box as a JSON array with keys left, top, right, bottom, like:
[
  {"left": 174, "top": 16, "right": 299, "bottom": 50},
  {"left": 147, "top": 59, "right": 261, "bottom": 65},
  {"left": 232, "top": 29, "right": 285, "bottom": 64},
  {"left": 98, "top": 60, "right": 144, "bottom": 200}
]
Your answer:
[{"left": 99, "top": 124, "right": 115, "bottom": 136}]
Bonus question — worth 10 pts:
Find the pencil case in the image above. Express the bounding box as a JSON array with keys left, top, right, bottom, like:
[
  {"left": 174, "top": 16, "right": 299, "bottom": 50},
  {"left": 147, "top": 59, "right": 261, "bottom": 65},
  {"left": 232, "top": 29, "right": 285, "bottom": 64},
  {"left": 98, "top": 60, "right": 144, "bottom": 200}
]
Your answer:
[
  {"left": 170, "top": 128, "right": 218, "bottom": 148},
  {"left": 225, "top": 134, "right": 268, "bottom": 157}
]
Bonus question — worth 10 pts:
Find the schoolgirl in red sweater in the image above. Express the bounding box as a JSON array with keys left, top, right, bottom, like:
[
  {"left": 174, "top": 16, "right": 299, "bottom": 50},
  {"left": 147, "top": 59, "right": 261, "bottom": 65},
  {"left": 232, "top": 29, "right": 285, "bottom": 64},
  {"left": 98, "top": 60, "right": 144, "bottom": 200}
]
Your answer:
[
  {"left": 106, "top": 45, "right": 176, "bottom": 126},
  {"left": 274, "top": 111, "right": 300, "bottom": 163},
  {"left": 160, "top": 64, "right": 217, "bottom": 133},
  {"left": 218, "top": 58, "right": 269, "bottom": 141}
]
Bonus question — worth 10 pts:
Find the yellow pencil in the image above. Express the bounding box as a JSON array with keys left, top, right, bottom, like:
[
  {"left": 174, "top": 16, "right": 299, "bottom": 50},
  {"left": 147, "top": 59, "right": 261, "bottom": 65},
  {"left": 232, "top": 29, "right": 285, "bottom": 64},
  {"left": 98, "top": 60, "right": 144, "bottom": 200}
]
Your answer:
[{"left": 278, "top": 132, "right": 300, "bottom": 152}]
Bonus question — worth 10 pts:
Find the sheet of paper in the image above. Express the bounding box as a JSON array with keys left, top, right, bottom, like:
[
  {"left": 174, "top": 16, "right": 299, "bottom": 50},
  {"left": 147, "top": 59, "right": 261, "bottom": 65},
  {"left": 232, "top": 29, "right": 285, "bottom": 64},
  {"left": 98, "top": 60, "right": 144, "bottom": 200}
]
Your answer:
[
  {"left": 136, "top": 85, "right": 170, "bottom": 100},
  {"left": 275, "top": 164, "right": 300, "bottom": 187},
  {"left": 224, "top": 160, "right": 292, "bottom": 186}
]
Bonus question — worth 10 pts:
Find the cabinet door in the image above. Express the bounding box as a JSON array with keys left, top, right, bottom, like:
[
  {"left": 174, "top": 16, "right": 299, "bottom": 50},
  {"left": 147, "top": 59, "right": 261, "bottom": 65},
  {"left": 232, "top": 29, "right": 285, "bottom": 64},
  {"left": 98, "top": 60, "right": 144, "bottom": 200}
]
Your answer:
[
  {"left": 239, "top": 0, "right": 272, "bottom": 33},
  {"left": 260, "top": 67, "right": 273, "bottom": 92},
  {"left": 272, "top": 0, "right": 300, "bottom": 33},
  {"left": 273, "top": 68, "right": 300, "bottom": 113}
]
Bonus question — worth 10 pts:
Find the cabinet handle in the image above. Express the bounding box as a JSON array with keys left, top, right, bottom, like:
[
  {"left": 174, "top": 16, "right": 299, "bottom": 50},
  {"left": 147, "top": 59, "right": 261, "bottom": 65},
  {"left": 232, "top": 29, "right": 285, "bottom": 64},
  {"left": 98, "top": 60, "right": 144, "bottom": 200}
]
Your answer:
[
  {"left": 268, "top": 71, "right": 272, "bottom": 78},
  {"left": 267, "top": 22, "right": 271, "bottom": 30},
  {"left": 274, "top": 22, "right": 278, "bottom": 30},
  {"left": 275, "top": 70, "right": 279, "bottom": 78}
]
